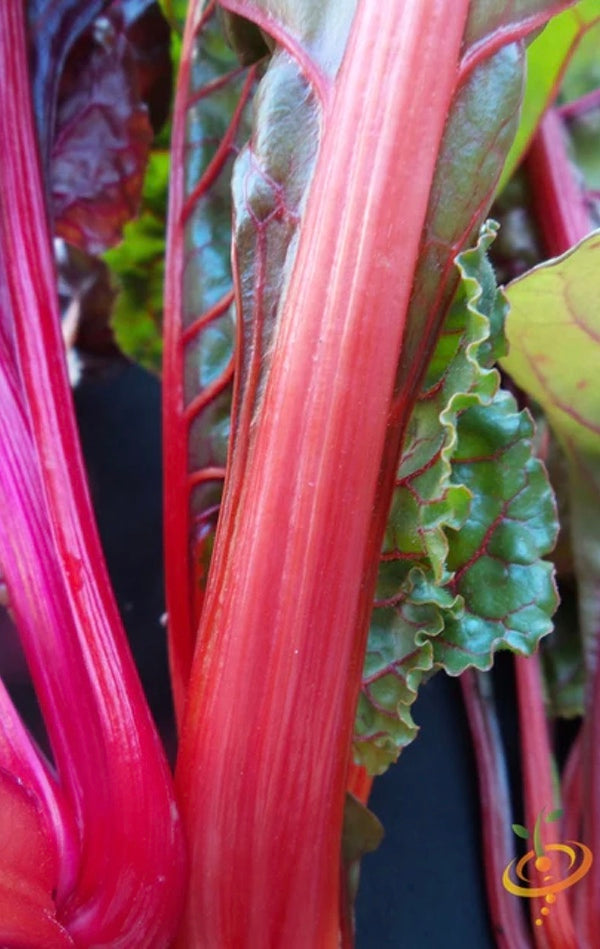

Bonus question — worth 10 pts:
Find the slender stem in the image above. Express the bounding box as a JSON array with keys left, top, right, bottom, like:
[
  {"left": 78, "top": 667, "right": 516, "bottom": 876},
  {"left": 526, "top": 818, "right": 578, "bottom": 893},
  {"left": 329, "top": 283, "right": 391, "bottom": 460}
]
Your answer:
[
  {"left": 574, "top": 632, "right": 600, "bottom": 944},
  {"left": 558, "top": 87, "right": 600, "bottom": 120},
  {"left": 526, "top": 109, "right": 591, "bottom": 257},
  {"left": 461, "top": 670, "right": 532, "bottom": 949},
  {"left": 162, "top": 0, "right": 200, "bottom": 726}
]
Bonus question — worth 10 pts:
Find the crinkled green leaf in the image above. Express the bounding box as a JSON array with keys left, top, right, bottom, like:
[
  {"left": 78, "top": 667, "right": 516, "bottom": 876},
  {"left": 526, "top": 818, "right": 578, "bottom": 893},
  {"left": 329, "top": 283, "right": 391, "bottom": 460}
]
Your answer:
[
  {"left": 502, "top": 231, "right": 600, "bottom": 675},
  {"left": 354, "top": 224, "right": 558, "bottom": 774},
  {"left": 434, "top": 390, "right": 557, "bottom": 671},
  {"left": 498, "top": 0, "right": 600, "bottom": 192}
]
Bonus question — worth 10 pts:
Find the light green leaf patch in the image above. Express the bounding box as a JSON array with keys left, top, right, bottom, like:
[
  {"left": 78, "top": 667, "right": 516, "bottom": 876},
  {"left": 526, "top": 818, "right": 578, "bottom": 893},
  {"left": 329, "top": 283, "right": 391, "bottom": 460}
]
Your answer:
[
  {"left": 104, "top": 148, "right": 169, "bottom": 373},
  {"left": 354, "top": 223, "right": 558, "bottom": 775},
  {"left": 498, "top": 0, "right": 600, "bottom": 192},
  {"left": 502, "top": 230, "right": 600, "bottom": 679}
]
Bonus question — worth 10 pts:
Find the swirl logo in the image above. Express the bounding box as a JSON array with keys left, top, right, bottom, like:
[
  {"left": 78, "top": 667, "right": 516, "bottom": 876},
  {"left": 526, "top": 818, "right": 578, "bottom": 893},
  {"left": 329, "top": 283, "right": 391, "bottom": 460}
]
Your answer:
[{"left": 502, "top": 808, "right": 593, "bottom": 928}]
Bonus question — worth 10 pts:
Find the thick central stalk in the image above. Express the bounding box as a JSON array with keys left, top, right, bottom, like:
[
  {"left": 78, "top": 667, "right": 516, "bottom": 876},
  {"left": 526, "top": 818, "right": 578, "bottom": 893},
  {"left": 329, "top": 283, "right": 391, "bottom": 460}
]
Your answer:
[{"left": 175, "top": 2, "right": 469, "bottom": 944}]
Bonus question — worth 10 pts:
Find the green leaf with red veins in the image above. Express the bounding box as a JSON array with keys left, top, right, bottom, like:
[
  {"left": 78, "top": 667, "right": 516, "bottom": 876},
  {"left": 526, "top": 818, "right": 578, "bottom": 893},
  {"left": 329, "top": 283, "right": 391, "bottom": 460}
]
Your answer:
[
  {"left": 163, "top": 0, "right": 261, "bottom": 720},
  {"left": 502, "top": 231, "right": 600, "bottom": 673},
  {"left": 395, "top": 43, "right": 524, "bottom": 404},
  {"left": 436, "top": 393, "right": 558, "bottom": 666},
  {"left": 393, "top": 0, "right": 589, "bottom": 406},
  {"left": 355, "top": 225, "right": 558, "bottom": 774}
]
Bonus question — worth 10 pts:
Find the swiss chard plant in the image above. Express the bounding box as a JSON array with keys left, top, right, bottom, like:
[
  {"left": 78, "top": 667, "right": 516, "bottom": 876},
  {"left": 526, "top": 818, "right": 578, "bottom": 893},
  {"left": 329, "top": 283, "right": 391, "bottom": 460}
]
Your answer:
[{"left": 1, "top": 0, "right": 599, "bottom": 945}]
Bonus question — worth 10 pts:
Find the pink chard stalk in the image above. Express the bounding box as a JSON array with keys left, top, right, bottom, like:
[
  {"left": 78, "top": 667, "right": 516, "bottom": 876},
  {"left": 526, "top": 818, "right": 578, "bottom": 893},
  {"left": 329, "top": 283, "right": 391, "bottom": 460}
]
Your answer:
[
  {"left": 0, "top": 0, "right": 584, "bottom": 945},
  {"left": 165, "top": 0, "right": 573, "bottom": 945},
  {"left": 0, "top": 1, "right": 183, "bottom": 945}
]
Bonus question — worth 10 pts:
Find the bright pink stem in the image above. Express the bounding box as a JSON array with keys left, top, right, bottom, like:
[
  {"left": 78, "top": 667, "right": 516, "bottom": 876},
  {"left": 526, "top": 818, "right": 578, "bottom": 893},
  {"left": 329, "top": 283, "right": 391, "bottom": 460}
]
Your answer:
[
  {"left": 174, "top": 2, "right": 470, "bottom": 944},
  {"left": 0, "top": 3, "right": 184, "bottom": 944}
]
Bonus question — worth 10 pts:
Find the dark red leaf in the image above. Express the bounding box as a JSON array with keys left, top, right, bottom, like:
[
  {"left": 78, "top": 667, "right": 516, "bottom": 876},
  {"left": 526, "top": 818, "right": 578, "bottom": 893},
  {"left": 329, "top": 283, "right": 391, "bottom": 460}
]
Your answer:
[
  {"left": 27, "top": 0, "right": 106, "bottom": 168},
  {"left": 50, "top": 11, "right": 153, "bottom": 254},
  {"left": 122, "top": 2, "right": 173, "bottom": 132}
]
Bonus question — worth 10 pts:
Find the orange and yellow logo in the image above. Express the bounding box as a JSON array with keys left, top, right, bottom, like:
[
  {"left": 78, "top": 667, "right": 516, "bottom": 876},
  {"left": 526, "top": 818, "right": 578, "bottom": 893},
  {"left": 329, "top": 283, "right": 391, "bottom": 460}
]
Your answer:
[{"left": 502, "top": 807, "right": 593, "bottom": 928}]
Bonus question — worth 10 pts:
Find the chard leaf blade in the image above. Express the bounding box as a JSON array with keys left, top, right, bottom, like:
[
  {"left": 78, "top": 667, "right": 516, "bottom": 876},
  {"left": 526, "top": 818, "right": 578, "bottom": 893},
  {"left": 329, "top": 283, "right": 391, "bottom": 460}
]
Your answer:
[
  {"left": 502, "top": 231, "right": 600, "bottom": 674},
  {"left": 163, "top": 0, "right": 258, "bottom": 716},
  {"left": 27, "top": 0, "right": 106, "bottom": 165},
  {"left": 355, "top": 225, "right": 558, "bottom": 774}
]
